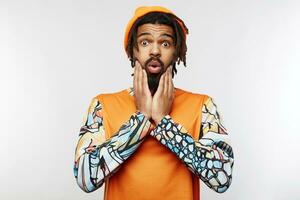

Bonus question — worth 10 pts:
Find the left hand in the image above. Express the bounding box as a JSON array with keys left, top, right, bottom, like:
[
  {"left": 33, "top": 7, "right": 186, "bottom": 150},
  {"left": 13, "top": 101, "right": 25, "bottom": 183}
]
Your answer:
[{"left": 152, "top": 65, "right": 174, "bottom": 125}]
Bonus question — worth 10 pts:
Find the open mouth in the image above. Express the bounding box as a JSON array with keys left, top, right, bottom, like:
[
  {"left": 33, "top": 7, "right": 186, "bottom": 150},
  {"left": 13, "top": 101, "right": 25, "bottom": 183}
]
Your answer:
[{"left": 147, "top": 61, "right": 162, "bottom": 74}]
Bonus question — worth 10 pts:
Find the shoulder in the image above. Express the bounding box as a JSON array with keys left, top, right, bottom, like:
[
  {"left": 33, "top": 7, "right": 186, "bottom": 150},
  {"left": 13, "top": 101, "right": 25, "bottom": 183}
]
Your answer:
[
  {"left": 93, "top": 88, "right": 128, "bottom": 100},
  {"left": 175, "top": 87, "right": 212, "bottom": 102},
  {"left": 85, "top": 88, "right": 127, "bottom": 110}
]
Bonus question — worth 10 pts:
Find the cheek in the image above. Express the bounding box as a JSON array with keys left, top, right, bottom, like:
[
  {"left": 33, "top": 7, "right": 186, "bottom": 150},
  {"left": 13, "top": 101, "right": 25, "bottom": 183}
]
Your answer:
[
  {"left": 134, "top": 49, "right": 148, "bottom": 65},
  {"left": 162, "top": 50, "right": 176, "bottom": 63}
]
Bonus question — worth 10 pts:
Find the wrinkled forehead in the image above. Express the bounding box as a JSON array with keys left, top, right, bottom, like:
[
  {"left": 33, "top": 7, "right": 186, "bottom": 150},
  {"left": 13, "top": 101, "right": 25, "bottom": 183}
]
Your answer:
[{"left": 136, "top": 23, "right": 175, "bottom": 40}]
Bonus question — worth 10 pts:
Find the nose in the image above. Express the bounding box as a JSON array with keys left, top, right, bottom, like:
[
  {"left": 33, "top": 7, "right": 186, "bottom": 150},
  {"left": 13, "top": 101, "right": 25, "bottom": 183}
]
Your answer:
[{"left": 150, "top": 43, "right": 161, "bottom": 58}]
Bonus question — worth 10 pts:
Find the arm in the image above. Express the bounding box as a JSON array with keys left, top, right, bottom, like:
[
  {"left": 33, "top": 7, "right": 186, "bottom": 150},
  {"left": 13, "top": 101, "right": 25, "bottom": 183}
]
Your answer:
[
  {"left": 73, "top": 97, "right": 151, "bottom": 193},
  {"left": 150, "top": 96, "right": 234, "bottom": 193}
]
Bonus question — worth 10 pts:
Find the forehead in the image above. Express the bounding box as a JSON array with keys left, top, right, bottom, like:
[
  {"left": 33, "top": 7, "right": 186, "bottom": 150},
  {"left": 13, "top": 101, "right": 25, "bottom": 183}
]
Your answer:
[{"left": 136, "top": 23, "right": 174, "bottom": 38}]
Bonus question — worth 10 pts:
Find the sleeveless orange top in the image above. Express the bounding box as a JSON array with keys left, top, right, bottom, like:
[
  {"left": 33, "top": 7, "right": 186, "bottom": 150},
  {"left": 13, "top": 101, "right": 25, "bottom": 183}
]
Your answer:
[{"left": 97, "top": 87, "right": 208, "bottom": 200}]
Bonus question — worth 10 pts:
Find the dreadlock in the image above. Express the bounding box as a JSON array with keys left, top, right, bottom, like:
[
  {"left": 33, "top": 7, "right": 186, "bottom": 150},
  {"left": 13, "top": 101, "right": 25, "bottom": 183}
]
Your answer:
[{"left": 125, "top": 12, "right": 189, "bottom": 78}]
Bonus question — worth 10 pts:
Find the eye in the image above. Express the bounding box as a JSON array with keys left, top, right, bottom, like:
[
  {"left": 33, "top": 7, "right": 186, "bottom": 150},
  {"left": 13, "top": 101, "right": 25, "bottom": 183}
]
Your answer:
[
  {"left": 140, "top": 40, "right": 149, "bottom": 46},
  {"left": 162, "top": 41, "right": 170, "bottom": 47}
]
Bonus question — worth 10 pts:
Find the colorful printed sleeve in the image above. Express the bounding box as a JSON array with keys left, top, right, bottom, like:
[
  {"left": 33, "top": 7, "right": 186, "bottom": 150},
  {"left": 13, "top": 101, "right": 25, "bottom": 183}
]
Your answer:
[
  {"left": 74, "top": 97, "right": 151, "bottom": 193},
  {"left": 150, "top": 96, "right": 234, "bottom": 193}
]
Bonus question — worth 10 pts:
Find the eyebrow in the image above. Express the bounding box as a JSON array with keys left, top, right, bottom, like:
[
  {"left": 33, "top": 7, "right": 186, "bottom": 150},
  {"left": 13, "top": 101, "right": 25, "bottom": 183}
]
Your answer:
[{"left": 137, "top": 32, "right": 174, "bottom": 40}]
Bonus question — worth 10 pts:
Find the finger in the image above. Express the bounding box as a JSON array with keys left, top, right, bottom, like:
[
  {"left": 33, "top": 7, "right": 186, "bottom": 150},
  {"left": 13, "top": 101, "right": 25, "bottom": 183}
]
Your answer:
[
  {"left": 133, "top": 60, "right": 138, "bottom": 93},
  {"left": 139, "top": 64, "right": 143, "bottom": 89},
  {"left": 156, "top": 72, "right": 165, "bottom": 95},
  {"left": 143, "top": 69, "right": 149, "bottom": 94},
  {"left": 164, "top": 67, "right": 170, "bottom": 96},
  {"left": 137, "top": 61, "right": 142, "bottom": 94},
  {"left": 141, "top": 67, "right": 145, "bottom": 94},
  {"left": 169, "top": 66, "right": 174, "bottom": 98},
  {"left": 135, "top": 61, "right": 139, "bottom": 92}
]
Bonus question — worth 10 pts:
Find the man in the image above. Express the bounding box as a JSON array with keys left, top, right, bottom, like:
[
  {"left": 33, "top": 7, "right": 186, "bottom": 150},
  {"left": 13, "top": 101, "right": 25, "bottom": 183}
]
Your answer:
[{"left": 73, "top": 6, "right": 234, "bottom": 200}]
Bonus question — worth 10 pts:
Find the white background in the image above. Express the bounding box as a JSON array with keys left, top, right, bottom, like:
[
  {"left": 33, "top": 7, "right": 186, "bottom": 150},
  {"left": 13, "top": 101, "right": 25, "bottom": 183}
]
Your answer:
[{"left": 1, "top": 0, "right": 299, "bottom": 199}]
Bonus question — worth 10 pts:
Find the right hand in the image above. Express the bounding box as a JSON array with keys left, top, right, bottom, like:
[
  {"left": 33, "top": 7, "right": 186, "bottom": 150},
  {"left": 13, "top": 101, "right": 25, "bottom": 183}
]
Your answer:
[{"left": 133, "top": 60, "right": 152, "bottom": 120}]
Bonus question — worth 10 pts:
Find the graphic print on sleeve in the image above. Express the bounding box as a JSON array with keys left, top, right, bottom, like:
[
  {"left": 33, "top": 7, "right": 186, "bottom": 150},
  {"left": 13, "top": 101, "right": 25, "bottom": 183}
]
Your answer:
[
  {"left": 74, "top": 98, "right": 151, "bottom": 192},
  {"left": 151, "top": 97, "right": 234, "bottom": 193}
]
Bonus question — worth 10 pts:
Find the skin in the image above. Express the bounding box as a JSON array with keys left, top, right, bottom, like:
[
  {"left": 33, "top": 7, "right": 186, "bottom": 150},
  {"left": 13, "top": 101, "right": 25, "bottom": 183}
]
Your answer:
[{"left": 132, "top": 23, "right": 176, "bottom": 134}]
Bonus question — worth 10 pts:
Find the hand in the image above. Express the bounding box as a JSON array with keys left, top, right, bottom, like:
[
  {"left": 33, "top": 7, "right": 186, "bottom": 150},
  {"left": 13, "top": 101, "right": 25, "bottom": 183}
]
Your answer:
[
  {"left": 152, "top": 65, "right": 174, "bottom": 125},
  {"left": 133, "top": 60, "right": 152, "bottom": 121}
]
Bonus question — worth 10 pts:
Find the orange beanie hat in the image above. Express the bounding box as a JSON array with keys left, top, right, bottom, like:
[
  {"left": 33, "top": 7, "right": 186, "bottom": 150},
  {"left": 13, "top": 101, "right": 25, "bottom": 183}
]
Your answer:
[{"left": 124, "top": 6, "right": 188, "bottom": 55}]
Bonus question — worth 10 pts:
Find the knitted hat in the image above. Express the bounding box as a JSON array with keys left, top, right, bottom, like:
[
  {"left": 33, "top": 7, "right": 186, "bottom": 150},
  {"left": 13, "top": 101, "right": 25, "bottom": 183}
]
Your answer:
[{"left": 124, "top": 6, "right": 188, "bottom": 55}]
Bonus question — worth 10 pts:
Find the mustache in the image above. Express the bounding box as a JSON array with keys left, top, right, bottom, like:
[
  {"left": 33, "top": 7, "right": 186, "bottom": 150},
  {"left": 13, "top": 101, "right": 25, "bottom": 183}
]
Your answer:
[
  {"left": 131, "top": 57, "right": 173, "bottom": 77},
  {"left": 144, "top": 57, "right": 164, "bottom": 69}
]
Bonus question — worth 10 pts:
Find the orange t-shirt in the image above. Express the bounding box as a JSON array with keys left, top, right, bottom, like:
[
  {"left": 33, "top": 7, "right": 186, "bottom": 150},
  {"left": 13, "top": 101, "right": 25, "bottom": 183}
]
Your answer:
[{"left": 97, "top": 87, "right": 208, "bottom": 200}]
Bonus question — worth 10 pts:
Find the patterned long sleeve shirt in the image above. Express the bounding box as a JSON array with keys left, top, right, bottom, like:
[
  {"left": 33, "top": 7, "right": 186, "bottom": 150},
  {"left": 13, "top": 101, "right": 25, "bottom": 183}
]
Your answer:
[
  {"left": 150, "top": 97, "right": 234, "bottom": 193},
  {"left": 73, "top": 98, "right": 151, "bottom": 192},
  {"left": 73, "top": 89, "right": 234, "bottom": 194}
]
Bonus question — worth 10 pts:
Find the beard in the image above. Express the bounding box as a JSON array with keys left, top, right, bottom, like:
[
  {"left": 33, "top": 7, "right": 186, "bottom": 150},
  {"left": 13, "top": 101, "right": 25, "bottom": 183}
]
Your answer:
[
  {"left": 144, "top": 58, "right": 164, "bottom": 94},
  {"left": 147, "top": 73, "right": 161, "bottom": 94},
  {"left": 144, "top": 58, "right": 174, "bottom": 95},
  {"left": 132, "top": 57, "right": 174, "bottom": 95}
]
